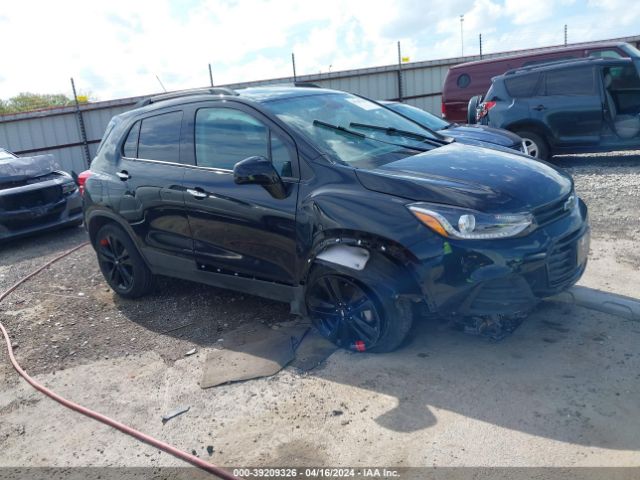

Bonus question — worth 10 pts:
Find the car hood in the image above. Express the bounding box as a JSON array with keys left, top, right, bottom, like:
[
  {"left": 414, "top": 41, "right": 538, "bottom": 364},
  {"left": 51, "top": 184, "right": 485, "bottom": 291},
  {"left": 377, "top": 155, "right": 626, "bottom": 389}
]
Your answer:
[
  {"left": 0, "top": 154, "right": 60, "bottom": 185},
  {"left": 354, "top": 143, "right": 572, "bottom": 213},
  {"left": 438, "top": 124, "right": 522, "bottom": 148}
]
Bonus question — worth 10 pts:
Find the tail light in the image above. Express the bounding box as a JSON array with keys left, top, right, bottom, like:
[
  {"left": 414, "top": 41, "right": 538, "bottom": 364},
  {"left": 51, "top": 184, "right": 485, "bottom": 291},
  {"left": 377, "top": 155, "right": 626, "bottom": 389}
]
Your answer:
[
  {"left": 441, "top": 101, "right": 447, "bottom": 119},
  {"left": 77, "top": 170, "right": 93, "bottom": 196},
  {"left": 476, "top": 101, "right": 496, "bottom": 121}
]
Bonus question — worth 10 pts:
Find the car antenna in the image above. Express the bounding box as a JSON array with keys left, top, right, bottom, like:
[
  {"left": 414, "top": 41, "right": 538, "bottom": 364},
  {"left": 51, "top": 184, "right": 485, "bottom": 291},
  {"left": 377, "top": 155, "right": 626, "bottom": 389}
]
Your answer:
[{"left": 155, "top": 75, "right": 167, "bottom": 92}]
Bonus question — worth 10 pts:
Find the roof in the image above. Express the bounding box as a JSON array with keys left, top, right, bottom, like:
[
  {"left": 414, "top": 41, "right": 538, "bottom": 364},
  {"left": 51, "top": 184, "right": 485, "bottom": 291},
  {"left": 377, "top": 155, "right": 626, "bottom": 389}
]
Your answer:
[
  {"left": 448, "top": 41, "right": 631, "bottom": 71},
  {"left": 114, "top": 85, "right": 340, "bottom": 119},
  {"left": 497, "top": 57, "right": 634, "bottom": 79}
]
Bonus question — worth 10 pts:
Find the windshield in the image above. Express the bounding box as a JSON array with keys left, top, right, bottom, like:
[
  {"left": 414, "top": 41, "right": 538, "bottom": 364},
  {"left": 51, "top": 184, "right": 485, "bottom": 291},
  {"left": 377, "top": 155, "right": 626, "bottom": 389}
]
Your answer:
[
  {"left": 263, "top": 92, "right": 442, "bottom": 169},
  {"left": 385, "top": 103, "right": 450, "bottom": 130}
]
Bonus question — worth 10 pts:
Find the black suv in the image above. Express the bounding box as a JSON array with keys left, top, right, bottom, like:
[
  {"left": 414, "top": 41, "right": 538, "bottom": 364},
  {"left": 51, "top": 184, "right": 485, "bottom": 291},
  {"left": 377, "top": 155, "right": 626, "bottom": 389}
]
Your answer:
[
  {"left": 82, "top": 86, "right": 589, "bottom": 352},
  {"left": 475, "top": 57, "right": 640, "bottom": 159}
]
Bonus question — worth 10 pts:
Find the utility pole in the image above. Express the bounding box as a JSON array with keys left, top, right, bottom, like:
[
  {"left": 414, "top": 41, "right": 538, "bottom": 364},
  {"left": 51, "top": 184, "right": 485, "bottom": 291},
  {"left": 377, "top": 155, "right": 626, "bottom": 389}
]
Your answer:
[
  {"left": 291, "top": 52, "right": 297, "bottom": 82},
  {"left": 460, "top": 15, "right": 464, "bottom": 56},
  {"left": 479, "top": 33, "right": 483, "bottom": 59},
  {"left": 397, "top": 41, "right": 404, "bottom": 102},
  {"left": 564, "top": 24, "right": 568, "bottom": 46},
  {"left": 208, "top": 63, "right": 214, "bottom": 87},
  {"left": 70, "top": 77, "right": 91, "bottom": 168}
]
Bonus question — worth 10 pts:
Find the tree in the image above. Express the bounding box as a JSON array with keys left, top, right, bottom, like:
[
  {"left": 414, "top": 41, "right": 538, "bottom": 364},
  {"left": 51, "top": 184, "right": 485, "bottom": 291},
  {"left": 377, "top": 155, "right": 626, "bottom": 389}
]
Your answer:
[{"left": 0, "top": 92, "right": 74, "bottom": 114}]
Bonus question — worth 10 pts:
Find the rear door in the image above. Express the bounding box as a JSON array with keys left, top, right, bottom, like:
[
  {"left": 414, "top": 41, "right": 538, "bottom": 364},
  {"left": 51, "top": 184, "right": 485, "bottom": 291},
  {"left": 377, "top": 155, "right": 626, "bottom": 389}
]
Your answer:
[
  {"left": 529, "top": 66, "right": 603, "bottom": 147},
  {"left": 181, "top": 102, "right": 300, "bottom": 285},
  {"left": 116, "top": 110, "right": 193, "bottom": 268}
]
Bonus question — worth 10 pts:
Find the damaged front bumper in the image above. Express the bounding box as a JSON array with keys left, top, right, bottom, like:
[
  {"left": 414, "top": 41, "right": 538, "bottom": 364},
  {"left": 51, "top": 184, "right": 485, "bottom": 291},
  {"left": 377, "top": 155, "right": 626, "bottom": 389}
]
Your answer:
[
  {"left": 0, "top": 180, "right": 83, "bottom": 242},
  {"left": 411, "top": 199, "right": 590, "bottom": 317}
]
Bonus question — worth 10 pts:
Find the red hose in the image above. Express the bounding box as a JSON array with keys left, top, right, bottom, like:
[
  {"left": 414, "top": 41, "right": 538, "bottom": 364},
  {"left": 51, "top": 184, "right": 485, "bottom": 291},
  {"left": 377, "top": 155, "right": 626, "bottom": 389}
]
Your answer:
[{"left": 0, "top": 241, "right": 242, "bottom": 480}]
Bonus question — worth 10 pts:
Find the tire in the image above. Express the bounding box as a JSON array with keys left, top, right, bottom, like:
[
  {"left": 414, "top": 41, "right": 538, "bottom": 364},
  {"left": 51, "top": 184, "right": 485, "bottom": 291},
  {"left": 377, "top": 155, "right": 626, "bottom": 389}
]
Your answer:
[
  {"left": 515, "top": 130, "right": 550, "bottom": 160},
  {"left": 94, "top": 223, "right": 153, "bottom": 298},
  {"left": 305, "top": 256, "right": 414, "bottom": 353},
  {"left": 467, "top": 95, "right": 482, "bottom": 124}
]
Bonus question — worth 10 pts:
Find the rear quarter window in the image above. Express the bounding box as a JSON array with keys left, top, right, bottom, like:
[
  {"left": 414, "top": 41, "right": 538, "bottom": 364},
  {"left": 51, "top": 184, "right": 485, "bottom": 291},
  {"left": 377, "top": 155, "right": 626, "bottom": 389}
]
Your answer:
[{"left": 504, "top": 73, "right": 540, "bottom": 98}]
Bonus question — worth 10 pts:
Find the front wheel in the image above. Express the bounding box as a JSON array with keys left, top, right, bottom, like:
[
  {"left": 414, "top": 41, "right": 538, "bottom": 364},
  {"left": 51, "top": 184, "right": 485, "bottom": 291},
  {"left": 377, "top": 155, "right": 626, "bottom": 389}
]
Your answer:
[
  {"left": 305, "top": 260, "right": 413, "bottom": 353},
  {"left": 94, "top": 223, "right": 154, "bottom": 298},
  {"left": 516, "top": 130, "right": 550, "bottom": 160}
]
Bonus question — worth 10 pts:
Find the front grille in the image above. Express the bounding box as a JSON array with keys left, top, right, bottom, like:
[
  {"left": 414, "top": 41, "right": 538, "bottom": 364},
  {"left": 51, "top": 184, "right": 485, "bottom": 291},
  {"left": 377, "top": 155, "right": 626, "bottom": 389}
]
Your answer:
[
  {"left": 547, "top": 229, "right": 582, "bottom": 288},
  {"left": 0, "top": 185, "right": 62, "bottom": 211},
  {"left": 533, "top": 193, "right": 572, "bottom": 227}
]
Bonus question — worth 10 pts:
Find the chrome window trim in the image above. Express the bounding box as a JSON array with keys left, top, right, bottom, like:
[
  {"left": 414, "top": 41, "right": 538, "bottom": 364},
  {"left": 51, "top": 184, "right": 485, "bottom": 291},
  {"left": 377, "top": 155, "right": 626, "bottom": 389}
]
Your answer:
[{"left": 121, "top": 156, "right": 232, "bottom": 174}]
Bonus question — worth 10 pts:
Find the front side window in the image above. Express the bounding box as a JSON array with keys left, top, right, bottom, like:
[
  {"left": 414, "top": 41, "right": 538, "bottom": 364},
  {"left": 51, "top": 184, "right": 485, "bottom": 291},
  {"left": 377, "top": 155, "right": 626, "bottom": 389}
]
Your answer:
[
  {"left": 195, "top": 108, "right": 294, "bottom": 176},
  {"left": 544, "top": 67, "right": 594, "bottom": 96},
  {"left": 137, "top": 111, "right": 183, "bottom": 162}
]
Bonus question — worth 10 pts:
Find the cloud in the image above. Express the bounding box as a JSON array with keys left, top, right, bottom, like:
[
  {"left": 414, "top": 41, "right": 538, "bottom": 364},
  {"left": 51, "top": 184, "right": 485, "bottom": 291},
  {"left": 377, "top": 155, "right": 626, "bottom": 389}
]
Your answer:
[{"left": 0, "top": 0, "right": 638, "bottom": 101}]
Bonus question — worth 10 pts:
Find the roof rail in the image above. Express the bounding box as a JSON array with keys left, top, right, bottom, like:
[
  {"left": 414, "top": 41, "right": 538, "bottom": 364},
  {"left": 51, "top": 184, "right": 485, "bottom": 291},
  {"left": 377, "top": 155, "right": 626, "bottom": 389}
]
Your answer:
[
  {"left": 293, "top": 82, "right": 321, "bottom": 88},
  {"left": 134, "top": 87, "right": 239, "bottom": 107},
  {"left": 503, "top": 56, "right": 607, "bottom": 76}
]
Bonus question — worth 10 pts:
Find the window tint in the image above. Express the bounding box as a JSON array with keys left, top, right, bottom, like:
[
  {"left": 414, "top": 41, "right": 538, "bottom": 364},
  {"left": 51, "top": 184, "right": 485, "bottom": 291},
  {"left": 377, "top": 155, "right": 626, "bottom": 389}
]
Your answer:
[
  {"left": 545, "top": 67, "right": 594, "bottom": 95},
  {"left": 123, "top": 121, "right": 140, "bottom": 158},
  {"left": 456, "top": 74, "right": 471, "bottom": 88},
  {"left": 270, "top": 132, "right": 293, "bottom": 177},
  {"left": 137, "top": 111, "right": 183, "bottom": 162},
  {"left": 195, "top": 108, "right": 269, "bottom": 170},
  {"left": 504, "top": 73, "right": 540, "bottom": 98}
]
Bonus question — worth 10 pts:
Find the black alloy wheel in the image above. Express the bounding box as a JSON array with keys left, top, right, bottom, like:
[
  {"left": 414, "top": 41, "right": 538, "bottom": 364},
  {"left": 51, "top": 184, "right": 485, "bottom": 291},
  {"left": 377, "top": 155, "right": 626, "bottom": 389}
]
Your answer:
[
  {"left": 306, "top": 273, "right": 384, "bottom": 352},
  {"left": 97, "top": 233, "right": 134, "bottom": 292},
  {"left": 94, "top": 223, "right": 153, "bottom": 298}
]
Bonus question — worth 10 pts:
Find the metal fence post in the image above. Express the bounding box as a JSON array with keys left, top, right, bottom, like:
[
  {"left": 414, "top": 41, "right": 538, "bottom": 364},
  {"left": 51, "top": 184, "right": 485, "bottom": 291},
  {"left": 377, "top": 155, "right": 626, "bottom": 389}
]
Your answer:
[
  {"left": 70, "top": 77, "right": 91, "bottom": 168},
  {"left": 397, "top": 41, "right": 404, "bottom": 102}
]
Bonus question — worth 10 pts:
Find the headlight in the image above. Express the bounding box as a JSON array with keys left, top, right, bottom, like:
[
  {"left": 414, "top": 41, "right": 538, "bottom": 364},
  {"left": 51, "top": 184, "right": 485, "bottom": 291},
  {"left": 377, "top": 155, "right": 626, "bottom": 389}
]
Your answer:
[
  {"left": 61, "top": 181, "right": 77, "bottom": 194},
  {"left": 408, "top": 203, "right": 533, "bottom": 240}
]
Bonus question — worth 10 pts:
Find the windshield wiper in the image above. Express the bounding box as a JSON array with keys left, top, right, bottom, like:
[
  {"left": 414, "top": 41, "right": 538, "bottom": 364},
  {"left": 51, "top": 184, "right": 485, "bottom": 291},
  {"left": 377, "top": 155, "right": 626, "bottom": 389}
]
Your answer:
[
  {"left": 313, "top": 120, "right": 429, "bottom": 152},
  {"left": 349, "top": 122, "right": 449, "bottom": 147}
]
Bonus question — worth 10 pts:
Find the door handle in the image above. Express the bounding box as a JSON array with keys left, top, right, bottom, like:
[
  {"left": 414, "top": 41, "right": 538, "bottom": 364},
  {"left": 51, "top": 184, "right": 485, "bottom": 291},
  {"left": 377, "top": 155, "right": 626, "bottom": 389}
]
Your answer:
[
  {"left": 533, "top": 104, "right": 546, "bottom": 111},
  {"left": 187, "top": 188, "right": 208, "bottom": 199},
  {"left": 116, "top": 170, "right": 130, "bottom": 181}
]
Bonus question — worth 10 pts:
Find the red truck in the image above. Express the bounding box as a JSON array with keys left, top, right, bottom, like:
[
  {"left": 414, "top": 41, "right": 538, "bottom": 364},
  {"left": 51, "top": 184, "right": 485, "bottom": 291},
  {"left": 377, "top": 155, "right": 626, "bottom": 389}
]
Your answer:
[{"left": 441, "top": 41, "right": 640, "bottom": 123}]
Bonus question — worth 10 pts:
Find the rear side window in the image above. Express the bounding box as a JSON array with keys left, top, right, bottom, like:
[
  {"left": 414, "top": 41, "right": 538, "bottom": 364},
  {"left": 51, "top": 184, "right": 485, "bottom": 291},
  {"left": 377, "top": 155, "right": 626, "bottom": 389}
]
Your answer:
[
  {"left": 123, "top": 121, "right": 140, "bottom": 158},
  {"left": 137, "top": 111, "right": 183, "bottom": 162},
  {"left": 544, "top": 67, "right": 594, "bottom": 95},
  {"left": 504, "top": 73, "right": 540, "bottom": 98}
]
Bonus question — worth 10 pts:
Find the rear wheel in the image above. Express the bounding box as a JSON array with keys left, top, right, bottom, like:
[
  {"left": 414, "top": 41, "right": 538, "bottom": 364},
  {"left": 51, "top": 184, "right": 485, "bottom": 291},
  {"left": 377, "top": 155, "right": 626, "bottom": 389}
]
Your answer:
[
  {"left": 305, "top": 260, "right": 413, "bottom": 353},
  {"left": 94, "top": 223, "right": 153, "bottom": 298},
  {"left": 516, "top": 130, "right": 550, "bottom": 160}
]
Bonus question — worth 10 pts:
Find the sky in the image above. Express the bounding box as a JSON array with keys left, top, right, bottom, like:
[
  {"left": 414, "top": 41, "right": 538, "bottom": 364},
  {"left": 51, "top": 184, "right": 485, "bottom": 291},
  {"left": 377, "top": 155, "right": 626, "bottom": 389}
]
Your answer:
[{"left": 0, "top": 0, "right": 639, "bottom": 101}]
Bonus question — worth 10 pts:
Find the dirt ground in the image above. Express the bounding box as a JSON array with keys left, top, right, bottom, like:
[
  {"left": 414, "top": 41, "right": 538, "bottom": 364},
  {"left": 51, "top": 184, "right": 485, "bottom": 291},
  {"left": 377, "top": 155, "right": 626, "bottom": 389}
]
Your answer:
[{"left": 1, "top": 152, "right": 639, "bottom": 473}]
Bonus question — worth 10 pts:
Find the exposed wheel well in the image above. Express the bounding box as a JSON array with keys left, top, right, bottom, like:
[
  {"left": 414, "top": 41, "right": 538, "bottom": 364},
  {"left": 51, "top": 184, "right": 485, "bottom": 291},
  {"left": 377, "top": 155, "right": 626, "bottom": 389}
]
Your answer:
[
  {"left": 304, "top": 230, "right": 424, "bottom": 299},
  {"left": 87, "top": 216, "right": 115, "bottom": 245}
]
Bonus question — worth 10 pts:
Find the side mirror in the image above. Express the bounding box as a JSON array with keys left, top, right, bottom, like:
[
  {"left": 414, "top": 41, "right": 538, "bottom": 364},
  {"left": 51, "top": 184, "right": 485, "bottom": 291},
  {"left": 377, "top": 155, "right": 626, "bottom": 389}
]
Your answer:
[{"left": 233, "top": 156, "right": 287, "bottom": 199}]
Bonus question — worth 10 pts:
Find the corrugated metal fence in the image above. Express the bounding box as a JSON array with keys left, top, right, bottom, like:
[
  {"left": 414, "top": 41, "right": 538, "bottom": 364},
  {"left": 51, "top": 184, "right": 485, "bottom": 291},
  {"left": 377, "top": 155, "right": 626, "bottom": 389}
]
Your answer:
[{"left": 2, "top": 35, "right": 639, "bottom": 174}]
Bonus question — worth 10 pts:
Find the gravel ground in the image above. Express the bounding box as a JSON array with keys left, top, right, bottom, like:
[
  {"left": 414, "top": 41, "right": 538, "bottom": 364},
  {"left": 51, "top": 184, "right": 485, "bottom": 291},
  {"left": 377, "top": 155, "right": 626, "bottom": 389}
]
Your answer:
[{"left": 0, "top": 151, "right": 639, "bottom": 470}]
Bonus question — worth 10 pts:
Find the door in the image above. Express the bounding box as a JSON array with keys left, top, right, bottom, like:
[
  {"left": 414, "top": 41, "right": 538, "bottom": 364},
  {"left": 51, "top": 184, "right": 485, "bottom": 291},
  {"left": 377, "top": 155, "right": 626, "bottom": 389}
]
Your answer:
[
  {"left": 182, "top": 104, "right": 300, "bottom": 285},
  {"left": 529, "top": 66, "right": 603, "bottom": 146},
  {"left": 117, "top": 110, "right": 193, "bottom": 268}
]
